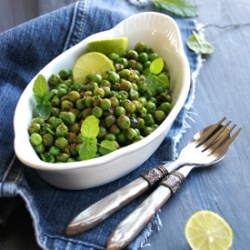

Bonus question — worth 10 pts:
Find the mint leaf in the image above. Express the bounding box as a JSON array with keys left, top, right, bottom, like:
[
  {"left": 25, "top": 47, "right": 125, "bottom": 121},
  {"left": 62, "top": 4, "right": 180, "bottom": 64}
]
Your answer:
[
  {"left": 99, "top": 140, "right": 117, "bottom": 155},
  {"left": 33, "top": 94, "right": 43, "bottom": 105},
  {"left": 36, "top": 101, "right": 52, "bottom": 120},
  {"left": 150, "top": 58, "right": 164, "bottom": 74},
  {"left": 81, "top": 115, "right": 100, "bottom": 138},
  {"left": 152, "top": 0, "right": 198, "bottom": 17},
  {"left": 187, "top": 31, "right": 214, "bottom": 55},
  {"left": 79, "top": 137, "right": 98, "bottom": 160},
  {"left": 43, "top": 91, "right": 56, "bottom": 103},
  {"left": 146, "top": 73, "right": 160, "bottom": 92},
  {"left": 158, "top": 72, "right": 170, "bottom": 88},
  {"left": 33, "top": 74, "right": 48, "bottom": 97}
]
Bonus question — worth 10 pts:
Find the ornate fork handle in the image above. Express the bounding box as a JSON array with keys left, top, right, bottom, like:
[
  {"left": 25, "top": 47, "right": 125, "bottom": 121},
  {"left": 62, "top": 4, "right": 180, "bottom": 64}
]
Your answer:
[
  {"left": 107, "top": 171, "right": 185, "bottom": 250},
  {"left": 66, "top": 165, "right": 169, "bottom": 235}
]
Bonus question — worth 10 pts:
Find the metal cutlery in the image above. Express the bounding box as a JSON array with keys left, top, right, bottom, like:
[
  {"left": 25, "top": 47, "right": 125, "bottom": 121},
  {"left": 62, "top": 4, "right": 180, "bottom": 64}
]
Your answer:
[
  {"left": 107, "top": 123, "right": 241, "bottom": 250},
  {"left": 66, "top": 117, "right": 236, "bottom": 235}
]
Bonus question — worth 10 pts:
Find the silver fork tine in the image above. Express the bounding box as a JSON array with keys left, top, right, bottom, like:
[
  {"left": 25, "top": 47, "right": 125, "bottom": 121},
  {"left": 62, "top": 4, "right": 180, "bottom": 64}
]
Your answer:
[
  {"left": 201, "top": 121, "right": 233, "bottom": 151},
  {"left": 194, "top": 117, "right": 227, "bottom": 146},
  {"left": 211, "top": 126, "right": 242, "bottom": 155},
  {"left": 197, "top": 119, "right": 231, "bottom": 149}
]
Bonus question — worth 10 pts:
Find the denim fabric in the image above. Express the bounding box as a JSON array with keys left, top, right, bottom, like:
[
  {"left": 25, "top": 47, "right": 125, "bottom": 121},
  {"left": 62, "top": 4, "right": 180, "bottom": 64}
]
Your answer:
[{"left": 0, "top": 1, "right": 199, "bottom": 249}]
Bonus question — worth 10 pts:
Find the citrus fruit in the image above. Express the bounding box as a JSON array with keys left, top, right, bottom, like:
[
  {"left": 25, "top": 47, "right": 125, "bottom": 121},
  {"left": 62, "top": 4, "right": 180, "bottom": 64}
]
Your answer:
[
  {"left": 73, "top": 52, "right": 115, "bottom": 84},
  {"left": 87, "top": 37, "right": 128, "bottom": 56},
  {"left": 184, "top": 210, "right": 233, "bottom": 250}
]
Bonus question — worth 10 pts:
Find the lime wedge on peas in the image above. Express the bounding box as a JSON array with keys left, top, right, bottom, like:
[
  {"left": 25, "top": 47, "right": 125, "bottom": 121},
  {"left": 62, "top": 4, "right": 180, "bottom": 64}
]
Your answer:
[
  {"left": 87, "top": 37, "right": 128, "bottom": 56},
  {"left": 73, "top": 52, "right": 115, "bottom": 84}
]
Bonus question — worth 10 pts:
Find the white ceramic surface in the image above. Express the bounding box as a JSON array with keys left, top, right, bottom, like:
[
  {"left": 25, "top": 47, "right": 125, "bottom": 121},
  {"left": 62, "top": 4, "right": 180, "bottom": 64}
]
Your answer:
[{"left": 14, "top": 12, "right": 190, "bottom": 190}]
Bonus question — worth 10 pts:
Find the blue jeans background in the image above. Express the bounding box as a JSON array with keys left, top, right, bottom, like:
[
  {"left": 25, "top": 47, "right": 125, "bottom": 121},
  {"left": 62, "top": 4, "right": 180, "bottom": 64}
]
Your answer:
[{"left": 0, "top": 1, "right": 199, "bottom": 249}]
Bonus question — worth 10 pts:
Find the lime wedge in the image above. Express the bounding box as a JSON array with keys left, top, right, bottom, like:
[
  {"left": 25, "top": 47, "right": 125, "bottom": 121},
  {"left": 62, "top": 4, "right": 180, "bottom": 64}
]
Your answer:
[
  {"left": 73, "top": 52, "right": 115, "bottom": 84},
  {"left": 185, "top": 210, "right": 233, "bottom": 250},
  {"left": 87, "top": 37, "right": 128, "bottom": 56}
]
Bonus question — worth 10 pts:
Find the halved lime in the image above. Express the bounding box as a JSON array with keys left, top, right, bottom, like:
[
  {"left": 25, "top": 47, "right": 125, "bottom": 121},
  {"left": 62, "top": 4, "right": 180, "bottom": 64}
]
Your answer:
[
  {"left": 185, "top": 210, "right": 233, "bottom": 250},
  {"left": 73, "top": 52, "right": 115, "bottom": 84},
  {"left": 87, "top": 37, "right": 128, "bottom": 56}
]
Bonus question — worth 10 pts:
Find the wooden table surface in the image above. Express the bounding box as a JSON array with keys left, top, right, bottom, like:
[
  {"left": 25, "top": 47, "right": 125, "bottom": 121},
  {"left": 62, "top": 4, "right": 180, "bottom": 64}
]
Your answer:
[{"left": 1, "top": 0, "right": 250, "bottom": 249}]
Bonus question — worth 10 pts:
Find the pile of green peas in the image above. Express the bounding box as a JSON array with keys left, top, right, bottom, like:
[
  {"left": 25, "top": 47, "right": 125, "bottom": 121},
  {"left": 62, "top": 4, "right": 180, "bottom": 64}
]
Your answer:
[{"left": 28, "top": 42, "right": 172, "bottom": 163}]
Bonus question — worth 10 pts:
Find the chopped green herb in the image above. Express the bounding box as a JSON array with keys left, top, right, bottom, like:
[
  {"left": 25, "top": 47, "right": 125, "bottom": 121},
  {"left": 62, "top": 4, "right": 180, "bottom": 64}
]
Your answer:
[{"left": 99, "top": 140, "right": 118, "bottom": 155}]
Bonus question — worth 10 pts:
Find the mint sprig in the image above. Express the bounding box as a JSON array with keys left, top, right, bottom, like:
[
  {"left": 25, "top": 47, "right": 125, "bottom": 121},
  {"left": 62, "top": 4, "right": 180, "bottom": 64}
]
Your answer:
[
  {"left": 33, "top": 74, "right": 54, "bottom": 120},
  {"left": 145, "top": 58, "right": 170, "bottom": 92},
  {"left": 79, "top": 115, "right": 117, "bottom": 160}
]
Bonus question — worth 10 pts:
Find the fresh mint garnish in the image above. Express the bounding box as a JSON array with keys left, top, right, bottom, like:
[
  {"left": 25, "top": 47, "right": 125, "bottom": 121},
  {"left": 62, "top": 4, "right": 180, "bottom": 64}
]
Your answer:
[
  {"left": 152, "top": 0, "right": 198, "bottom": 18},
  {"left": 187, "top": 31, "right": 214, "bottom": 55},
  {"left": 99, "top": 140, "right": 118, "bottom": 155},
  {"left": 150, "top": 57, "right": 164, "bottom": 74},
  {"left": 145, "top": 58, "right": 170, "bottom": 92},
  {"left": 79, "top": 115, "right": 117, "bottom": 160},
  {"left": 33, "top": 74, "right": 54, "bottom": 120}
]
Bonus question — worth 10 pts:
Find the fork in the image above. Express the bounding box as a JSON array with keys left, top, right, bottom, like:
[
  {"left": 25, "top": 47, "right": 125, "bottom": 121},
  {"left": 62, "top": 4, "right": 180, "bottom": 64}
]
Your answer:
[
  {"left": 107, "top": 123, "right": 241, "bottom": 250},
  {"left": 66, "top": 117, "right": 237, "bottom": 235}
]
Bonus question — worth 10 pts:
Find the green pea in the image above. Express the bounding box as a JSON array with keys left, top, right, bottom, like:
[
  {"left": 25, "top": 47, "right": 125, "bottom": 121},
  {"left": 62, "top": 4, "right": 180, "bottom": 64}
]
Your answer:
[
  {"left": 154, "top": 110, "right": 166, "bottom": 123},
  {"left": 138, "top": 52, "right": 148, "bottom": 63},
  {"left": 49, "top": 146, "right": 60, "bottom": 156},
  {"left": 134, "top": 42, "right": 147, "bottom": 53},
  {"left": 97, "top": 126, "right": 107, "bottom": 139},
  {"left": 69, "top": 123, "right": 80, "bottom": 134},
  {"left": 28, "top": 123, "right": 41, "bottom": 135},
  {"left": 114, "top": 106, "right": 126, "bottom": 117},
  {"left": 43, "top": 133, "right": 54, "bottom": 147},
  {"left": 117, "top": 115, "right": 131, "bottom": 129},
  {"left": 109, "top": 125, "right": 121, "bottom": 135},
  {"left": 56, "top": 153, "right": 70, "bottom": 162},
  {"left": 93, "top": 87, "right": 105, "bottom": 98},
  {"left": 149, "top": 53, "right": 158, "bottom": 61},
  {"left": 92, "top": 106, "right": 103, "bottom": 118},
  {"left": 34, "top": 143, "right": 45, "bottom": 153},
  {"left": 54, "top": 137, "right": 68, "bottom": 150},
  {"left": 101, "top": 98, "right": 111, "bottom": 110},
  {"left": 49, "top": 74, "right": 62, "bottom": 86},
  {"left": 59, "top": 69, "right": 72, "bottom": 80},
  {"left": 108, "top": 53, "right": 119, "bottom": 61},
  {"left": 105, "top": 115, "right": 116, "bottom": 127},
  {"left": 105, "top": 133, "right": 116, "bottom": 141},
  {"left": 127, "top": 49, "right": 138, "bottom": 60},
  {"left": 31, "top": 117, "right": 45, "bottom": 126},
  {"left": 87, "top": 73, "right": 102, "bottom": 83},
  {"left": 125, "top": 128, "right": 137, "bottom": 140},
  {"left": 124, "top": 101, "right": 136, "bottom": 114},
  {"left": 55, "top": 123, "right": 68, "bottom": 137},
  {"left": 59, "top": 111, "right": 76, "bottom": 125},
  {"left": 69, "top": 90, "right": 81, "bottom": 102},
  {"left": 30, "top": 133, "right": 42, "bottom": 146}
]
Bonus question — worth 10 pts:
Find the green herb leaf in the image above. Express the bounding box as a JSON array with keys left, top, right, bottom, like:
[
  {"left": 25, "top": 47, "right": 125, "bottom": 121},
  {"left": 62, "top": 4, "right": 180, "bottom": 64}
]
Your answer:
[
  {"left": 152, "top": 0, "right": 198, "bottom": 17},
  {"left": 79, "top": 137, "right": 98, "bottom": 160},
  {"left": 33, "top": 94, "right": 43, "bottom": 105},
  {"left": 43, "top": 91, "right": 56, "bottom": 103},
  {"left": 150, "top": 58, "right": 164, "bottom": 75},
  {"left": 36, "top": 101, "right": 52, "bottom": 120},
  {"left": 33, "top": 74, "right": 48, "bottom": 97},
  {"left": 99, "top": 140, "right": 117, "bottom": 155},
  {"left": 158, "top": 72, "right": 170, "bottom": 88},
  {"left": 187, "top": 31, "right": 214, "bottom": 55},
  {"left": 146, "top": 73, "right": 160, "bottom": 92},
  {"left": 81, "top": 115, "right": 100, "bottom": 138}
]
